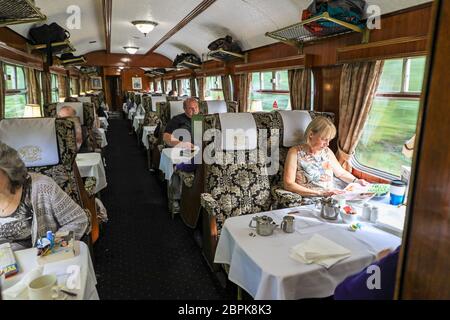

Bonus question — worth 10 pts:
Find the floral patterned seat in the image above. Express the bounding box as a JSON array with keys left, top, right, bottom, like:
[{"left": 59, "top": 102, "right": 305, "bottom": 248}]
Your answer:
[
  {"left": 270, "top": 110, "right": 336, "bottom": 209},
  {"left": 199, "top": 113, "right": 275, "bottom": 269}
]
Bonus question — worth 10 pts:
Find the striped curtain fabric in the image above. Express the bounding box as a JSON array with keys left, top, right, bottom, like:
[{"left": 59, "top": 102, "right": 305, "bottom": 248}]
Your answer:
[
  {"left": 338, "top": 60, "right": 384, "bottom": 171},
  {"left": 26, "top": 68, "right": 41, "bottom": 106},
  {"left": 0, "top": 62, "right": 4, "bottom": 119},
  {"left": 288, "top": 68, "right": 311, "bottom": 110},
  {"left": 221, "top": 75, "right": 232, "bottom": 102},
  {"left": 238, "top": 73, "right": 252, "bottom": 112}
]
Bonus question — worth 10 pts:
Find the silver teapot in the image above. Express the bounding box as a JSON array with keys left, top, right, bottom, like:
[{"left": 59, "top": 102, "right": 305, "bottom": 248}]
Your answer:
[
  {"left": 249, "top": 215, "right": 278, "bottom": 236},
  {"left": 316, "top": 197, "right": 340, "bottom": 220}
]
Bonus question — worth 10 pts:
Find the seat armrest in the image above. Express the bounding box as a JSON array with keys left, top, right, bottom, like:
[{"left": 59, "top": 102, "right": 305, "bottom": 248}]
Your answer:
[
  {"left": 272, "top": 186, "right": 303, "bottom": 209},
  {"left": 200, "top": 193, "right": 220, "bottom": 216}
]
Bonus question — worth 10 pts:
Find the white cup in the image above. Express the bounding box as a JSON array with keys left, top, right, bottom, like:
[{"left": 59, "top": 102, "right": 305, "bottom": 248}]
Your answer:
[
  {"left": 362, "top": 203, "right": 372, "bottom": 220},
  {"left": 333, "top": 194, "right": 346, "bottom": 208},
  {"left": 28, "top": 274, "right": 59, "bottom": 300}
]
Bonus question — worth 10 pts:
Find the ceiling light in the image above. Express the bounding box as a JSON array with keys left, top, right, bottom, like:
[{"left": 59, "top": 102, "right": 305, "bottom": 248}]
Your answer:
[
  {"left": 132, "top": 20, "right": 158, "bottom": 36},
  {"left": 119, "top": 66, "right": 124, "bottom": 70},
  {"left": 123, "top": 46, "right": 139, "bottom": 54}
]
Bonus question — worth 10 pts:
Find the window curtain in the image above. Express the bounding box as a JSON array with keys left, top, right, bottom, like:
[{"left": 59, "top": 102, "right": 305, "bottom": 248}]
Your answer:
[
  {"left": 57, "top": 75, "right": 65, "bottom": 99},
  {"left": 41, "top": 72, "right": 52, "bottom": 106},
  {"left": 26, "top": 68, "right": 41, "bottom": 106},
  {"left": 238, "top": 73, "right": 252, "bottom": 112},
  {"left": 288, "top": 68, "right": 311, "bottom": 110},
  {"left": 221, "top": 75, "right": 232, "bottom": 102},
  {"left": 171, "top": 79, "right": 177, "bottom": 93},
  {"left": 161, "top": 79, "right": 166, "bottom": 93},
  {"left": 177, "top": 80, "right": 183, "bottom": 96},
  {"left": 190, "top": 77, "right": 196, "bottom": 97},
  {"left": 65, "top": 76, "right": 70, "bottom": 98},
  {"left": 0, "top": 62, "right": 5, "bottom": 119},
  {"left": 197, "top": 77, "right": 205, "bottom": 101},
  {"left": 337, "top": 61, "right": 384, "bottom": 171}
]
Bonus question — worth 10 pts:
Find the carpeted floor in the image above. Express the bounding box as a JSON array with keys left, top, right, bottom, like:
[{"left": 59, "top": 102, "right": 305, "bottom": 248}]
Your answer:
[{"left": 93, "top": 117, "right": 236, "bottom": 300}]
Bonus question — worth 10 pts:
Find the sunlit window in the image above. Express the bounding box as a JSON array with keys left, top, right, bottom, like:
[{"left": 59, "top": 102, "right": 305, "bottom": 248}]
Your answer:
[
  {"left": 205, "top": 76, "right": 224, "bottom": 101},
  {"left": 354, "top": 57, "right": 426, "bottom": 177},
  {"left": 249, "top": 70, "right": 290, "bottom": 112},
  {"left": 51, "top": 74, "right": 59, "bottom": 103},
  {"left": 4, "top": 64, "right": 28, "bottom": 118}
]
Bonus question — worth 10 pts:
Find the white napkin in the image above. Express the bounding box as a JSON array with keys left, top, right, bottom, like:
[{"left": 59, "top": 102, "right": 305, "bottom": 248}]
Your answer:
[
  {"left": 290, "top": 234, "right": 351, "bottom": 269},
  {"left": 2, "top": 266, "right": 43, "bottom": 299}
]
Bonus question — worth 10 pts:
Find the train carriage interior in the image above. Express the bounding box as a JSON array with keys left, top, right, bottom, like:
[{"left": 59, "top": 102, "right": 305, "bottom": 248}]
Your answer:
[{"left": 0, "top": 0, "right": 449, "bottom": 303}]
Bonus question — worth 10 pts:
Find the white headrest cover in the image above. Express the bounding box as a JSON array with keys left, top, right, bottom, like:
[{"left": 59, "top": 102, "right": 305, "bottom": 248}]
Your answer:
[
  {"left": 278, "top": 110, "right": 312, "bottom": 147},
  {"left": 77, "top": 96, "right": 92, "bottom": 104},
  {"left": 151, "top": 96, "right": 166, "bottom": 112},
  {"left": 170, "top": 101, "right": 185, "bottom": 119},
  {"left": 207, "top": 100, "right": 227, "bottom": 114},
  {"left": 57, "top": 102, "right": 84, "bottom": 125},
  {"left": 0, "top": 118, "right": 59, "bottom": 167},
  {"left": 219, "top": 113, "right": 257, "bottom": 151}
]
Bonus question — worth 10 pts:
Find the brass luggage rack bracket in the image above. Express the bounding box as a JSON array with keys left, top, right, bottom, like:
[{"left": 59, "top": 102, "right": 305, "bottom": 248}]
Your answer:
[
  {"left": 176, "top": 61, "right": 202, "bottom": 69},
  {"left": 266, "top": 12, "right": 370, "bottom": 53},
  {"left": 28, "top": 40, "right": 76, "bottom": 54},
  {"left": 61, "top": 56, "right": 87, "bottom": 65},
  {"left": 0, "top": 0, "right": 47, "bottom": 27}
]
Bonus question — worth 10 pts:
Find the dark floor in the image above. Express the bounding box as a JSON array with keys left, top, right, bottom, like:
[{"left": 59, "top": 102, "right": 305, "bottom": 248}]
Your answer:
[{"left": 93, "top": 117, "right": 236, "bottom": 300}]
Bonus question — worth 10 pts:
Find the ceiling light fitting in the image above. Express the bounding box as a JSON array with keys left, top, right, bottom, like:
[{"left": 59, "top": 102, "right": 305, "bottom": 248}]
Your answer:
[
  {"left": 123, "top": 46, "right": 139, "bottom": 55},
  {"left": 132, "top": 20, "right": 158, "bottom": 36}
]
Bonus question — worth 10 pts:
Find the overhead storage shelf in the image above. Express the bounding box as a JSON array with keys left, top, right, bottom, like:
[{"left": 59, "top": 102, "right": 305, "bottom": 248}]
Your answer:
[
  {"left": 0, "top": 0, "right": 47, "bottom": 27},
  {"left": 176, "top": 60, "right": 202, "bottom": 69},
  {"left": 266, "top": 12, "right": 369, "bottom": 51},
  {"left": 207, "top": 49, "right": 246, "bottom": 62},
  {"left": 61, "top": 56, "right": 87, "bottom": 65},
  {"left": 28, "top": 39, "right": 75, "bottom": 55}
]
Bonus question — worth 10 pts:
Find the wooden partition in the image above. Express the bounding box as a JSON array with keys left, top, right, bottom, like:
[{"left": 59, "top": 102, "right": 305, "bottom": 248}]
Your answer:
[{"left": 396, "top": 0, "right": 450, "bottom": 299}]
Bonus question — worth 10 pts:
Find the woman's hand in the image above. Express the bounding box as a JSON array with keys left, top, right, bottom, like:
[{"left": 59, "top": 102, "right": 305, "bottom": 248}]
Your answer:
[
  {"left": 321, "top": 189, "right": 345, "bottom": 197},
  {"left": 356, "top": 179, "right": 369, "bottom": 186}
]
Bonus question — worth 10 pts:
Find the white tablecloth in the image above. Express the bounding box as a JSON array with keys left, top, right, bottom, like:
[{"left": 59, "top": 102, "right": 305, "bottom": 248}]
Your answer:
[
  {"left": 98, "top": 117, "right": 109, "bottom": 130},
  {"left": 142, "top": 126, "right": 157, "bottom": 149},
  {"left": 214, "top": 206, "right": 401, "bottom": 300},
  {"left": 1, "top": 241, "right": 99, "bottom": 300},
  {"left": 133, "top": 115, "right": 145, "bottom": 133},
  {"left": 76, "top": 153, "right": 107, "bottom": 193},
  {"left": 159, "top": 147, "right": 197, "bottom": 181},
  {"left": 97, "top": 128, "right": 108, "bottom": 148}
]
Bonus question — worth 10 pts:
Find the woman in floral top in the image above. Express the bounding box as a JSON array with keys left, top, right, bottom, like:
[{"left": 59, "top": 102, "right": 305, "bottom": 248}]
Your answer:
[{"left": 283, "top": 117, "right": 368, "bottom": 197}]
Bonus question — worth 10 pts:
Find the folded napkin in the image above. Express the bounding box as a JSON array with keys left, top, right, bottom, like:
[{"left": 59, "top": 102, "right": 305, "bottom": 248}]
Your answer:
[
  {"left": 2, "top": 266, "right": 43, "bottom": 299},
  {"left": 290, "top": 234, "right": 351, "bottom": 269}
]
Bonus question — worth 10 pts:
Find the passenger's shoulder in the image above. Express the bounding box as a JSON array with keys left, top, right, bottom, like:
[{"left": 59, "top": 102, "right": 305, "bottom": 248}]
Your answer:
[{"left": 29, "top": 172, "right": 57, "bottom": 187}]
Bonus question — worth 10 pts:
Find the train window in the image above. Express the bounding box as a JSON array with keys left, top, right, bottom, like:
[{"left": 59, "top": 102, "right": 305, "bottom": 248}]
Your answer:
[
  {"left": 249, "top": 70, "right": 290, "bottom": 112},
  {"left": 51, "top": 74, "right": 59, "bottom": 103},
  {"left": 205, "top": 76, "right": 224, "bottom": 100},
  {"left": 70, "top": 77, "right": 78, "bottom": 97},
  {"left": 166, "top": 80, "right": 172, "bottom": 94},
  {"left": 354, "top": 57, "right": 426, "bottom": 177},
  {"left": 4, "top": 64, "right": 28, "bottom": 118},
  {"left": 180, "top": 79, "right": 190, "bottom": 96}
]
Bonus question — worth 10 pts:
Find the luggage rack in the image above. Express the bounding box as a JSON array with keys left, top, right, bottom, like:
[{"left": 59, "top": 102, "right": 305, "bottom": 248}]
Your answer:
[
  {"left": 207, "top": 49, "right": 247, "bottom": 62},
  {"left": 60, "top": 56, "right": 87, "bottom": 65},
  {"left": 0, "top": 0, "right": 47, "bottom": 27},
  {"left": 266, "top": 12, "right": 369, "bottom": 51},
  {"left": 176, "top": 61, "right": 202, "bottom": 69},
  {"left": 28, "top": 39, "right": 75, "bottom": 55}
]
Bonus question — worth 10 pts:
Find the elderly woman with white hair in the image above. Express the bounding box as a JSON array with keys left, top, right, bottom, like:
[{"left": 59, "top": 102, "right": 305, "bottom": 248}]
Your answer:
[
  {"left": 283, "top": 116, "right": 368, "bottom": 197},
  {"left": 0, "top": 142, "right": 89, "bottom": 250}
]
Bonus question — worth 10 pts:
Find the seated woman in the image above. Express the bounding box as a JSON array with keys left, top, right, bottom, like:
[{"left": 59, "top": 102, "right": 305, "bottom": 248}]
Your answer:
[
  {"left": 283, "top": 116, "right": 367, "bottom": 197},
  {"left": 0, "top": 143, "right": 90, "bottom": 251}
]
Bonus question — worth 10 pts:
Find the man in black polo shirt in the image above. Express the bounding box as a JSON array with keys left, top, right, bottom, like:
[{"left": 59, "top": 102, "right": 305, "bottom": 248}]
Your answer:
[
  {"left": 163, "top": 98, "right": 199, "bottom": 148},
  {"left": 163, "top": 98, "right": 199, "bottom": 215}
]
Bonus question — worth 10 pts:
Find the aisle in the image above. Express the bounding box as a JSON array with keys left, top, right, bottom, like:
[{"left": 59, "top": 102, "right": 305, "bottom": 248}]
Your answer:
[{"left": 93, "top": 118, "right": 234, "bottom": 299}]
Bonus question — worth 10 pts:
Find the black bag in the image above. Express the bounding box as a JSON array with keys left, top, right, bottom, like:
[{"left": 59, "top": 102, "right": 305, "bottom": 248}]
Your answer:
[
  {"left": 29, "top": 22, "right": 70, "bottom": 45},
  {"left": 173, "top": 53, "right": 202, "bottom": 67},
  {"left": 208, "top": 35, "right": 242, "bottom": 55}
]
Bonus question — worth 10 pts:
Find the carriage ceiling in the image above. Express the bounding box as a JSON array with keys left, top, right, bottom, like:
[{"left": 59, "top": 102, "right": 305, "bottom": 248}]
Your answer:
[{"left": 8, "top": 0, "right": 432, "bottom": 63}]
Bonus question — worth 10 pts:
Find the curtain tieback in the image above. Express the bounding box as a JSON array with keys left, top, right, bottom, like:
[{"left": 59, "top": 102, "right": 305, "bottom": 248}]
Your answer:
[{"left": 337, "top": 146, "right": 352, "bottom": 162}]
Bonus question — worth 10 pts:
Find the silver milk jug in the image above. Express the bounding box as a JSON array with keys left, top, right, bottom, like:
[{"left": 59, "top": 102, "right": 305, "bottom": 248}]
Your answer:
[{"left": 281, "top": 215, "right": 295, "bottom": 233}]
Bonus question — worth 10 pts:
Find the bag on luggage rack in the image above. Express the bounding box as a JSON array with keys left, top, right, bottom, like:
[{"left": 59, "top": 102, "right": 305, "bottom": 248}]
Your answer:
[
  {"left": 29, "top": 22, "right": 70, "bottom": 45},
  {"left": 302, "top": 0, "right": 366, "bottom": 34},
  {"left": 207, "top": 35, "right": 242, "bottom": 53},
  {"left": 173, "top": 53, "right": 202, "bottom": 67}
]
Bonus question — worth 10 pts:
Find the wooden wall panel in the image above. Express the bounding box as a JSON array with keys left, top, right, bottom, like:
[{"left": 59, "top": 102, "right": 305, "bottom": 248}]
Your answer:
[
  {"left": 120, "top": 68, "right": 151, "bottom": 92},
  {"left": 397, "top": 0, "right": 450, "bottom": 300}
]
